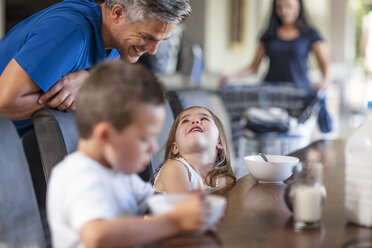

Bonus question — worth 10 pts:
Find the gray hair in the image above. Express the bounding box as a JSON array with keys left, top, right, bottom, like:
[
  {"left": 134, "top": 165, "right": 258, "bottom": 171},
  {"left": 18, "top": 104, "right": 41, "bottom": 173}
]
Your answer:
[{"left": 104, "top": 0, "right": 191, "bottom": 24}]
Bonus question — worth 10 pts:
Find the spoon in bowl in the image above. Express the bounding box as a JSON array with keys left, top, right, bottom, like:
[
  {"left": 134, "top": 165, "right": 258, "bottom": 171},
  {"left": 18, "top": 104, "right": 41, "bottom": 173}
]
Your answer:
[{"left": 259, "top": 152, "right": 269, "bottom": 162}]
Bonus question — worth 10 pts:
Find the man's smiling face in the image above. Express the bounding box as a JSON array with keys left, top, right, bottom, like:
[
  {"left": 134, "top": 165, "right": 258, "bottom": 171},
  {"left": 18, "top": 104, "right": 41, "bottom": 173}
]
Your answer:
[{"left": 113, "top": 18, "right": 178, "bottom": 63}]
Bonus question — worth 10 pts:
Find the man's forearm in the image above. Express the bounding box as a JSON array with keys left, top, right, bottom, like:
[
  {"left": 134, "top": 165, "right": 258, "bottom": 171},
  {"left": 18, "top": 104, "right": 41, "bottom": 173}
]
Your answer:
[
  {"left": 0, "top": 92, "right": 46, "bottom": 120},
  {"left": 0, "top": 59, "right": 48, "bottom": 120}
]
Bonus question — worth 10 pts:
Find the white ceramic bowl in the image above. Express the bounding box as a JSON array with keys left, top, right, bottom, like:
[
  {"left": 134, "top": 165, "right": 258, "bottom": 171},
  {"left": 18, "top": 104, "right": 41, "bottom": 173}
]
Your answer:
[
  {"left": 147, "top": 193, "right": 226, "bottom": 229},
  {"left": 244, "top": 155, "right": 299, "bottom": 183}
]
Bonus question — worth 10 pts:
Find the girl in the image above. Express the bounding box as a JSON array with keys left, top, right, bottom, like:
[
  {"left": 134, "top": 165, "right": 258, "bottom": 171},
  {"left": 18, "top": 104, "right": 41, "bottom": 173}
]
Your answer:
[{"left": 154, "top": 106, "right": 236, "bottom": 193}]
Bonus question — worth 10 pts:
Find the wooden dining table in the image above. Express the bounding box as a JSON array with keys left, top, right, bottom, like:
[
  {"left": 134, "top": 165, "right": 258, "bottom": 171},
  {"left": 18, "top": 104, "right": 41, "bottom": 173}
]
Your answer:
[{"left": 147, "top": 139, "right": 372, "bottom": 248}]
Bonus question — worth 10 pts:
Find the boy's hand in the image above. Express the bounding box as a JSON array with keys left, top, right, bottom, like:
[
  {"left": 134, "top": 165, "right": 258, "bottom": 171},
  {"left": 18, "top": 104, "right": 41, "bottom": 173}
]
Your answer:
[{"left": 168, "top": 192, "right": 211, "bottom": 232}]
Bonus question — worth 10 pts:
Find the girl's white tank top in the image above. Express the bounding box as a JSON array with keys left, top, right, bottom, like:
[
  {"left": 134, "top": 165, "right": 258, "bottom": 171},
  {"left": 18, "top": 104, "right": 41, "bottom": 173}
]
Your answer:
[{"left": 154, "top": 157, "right": 225, "bottom": 193}]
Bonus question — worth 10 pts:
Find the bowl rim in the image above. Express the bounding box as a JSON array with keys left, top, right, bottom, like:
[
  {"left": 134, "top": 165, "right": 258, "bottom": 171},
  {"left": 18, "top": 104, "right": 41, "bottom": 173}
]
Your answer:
[{"left": 244, "top": 154, "right": 299, "bottom": 164}]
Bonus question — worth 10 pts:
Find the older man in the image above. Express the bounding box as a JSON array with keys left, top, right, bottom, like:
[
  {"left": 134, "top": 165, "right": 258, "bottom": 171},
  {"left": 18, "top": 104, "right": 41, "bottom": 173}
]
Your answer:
[{"left": 0, "top": 0, "right": 191, "bottom": 136}]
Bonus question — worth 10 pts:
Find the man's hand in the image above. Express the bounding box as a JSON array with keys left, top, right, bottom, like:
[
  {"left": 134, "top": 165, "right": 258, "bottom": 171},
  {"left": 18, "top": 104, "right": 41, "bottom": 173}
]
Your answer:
[{"left": 38, "top": 70, "right": 89, "bottom": 112}]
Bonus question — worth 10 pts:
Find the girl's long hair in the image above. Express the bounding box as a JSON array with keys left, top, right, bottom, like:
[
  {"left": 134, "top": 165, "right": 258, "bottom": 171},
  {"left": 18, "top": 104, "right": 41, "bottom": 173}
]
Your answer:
[
  {"left": 159, "top": 106, "right": 236, "bottom": 188},
  {"left": 261, "top": 0, "right": 310, "bottom": 42}
]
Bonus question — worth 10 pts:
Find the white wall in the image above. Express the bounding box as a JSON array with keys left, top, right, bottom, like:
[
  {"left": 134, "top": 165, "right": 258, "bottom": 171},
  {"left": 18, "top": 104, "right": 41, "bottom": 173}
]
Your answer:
[
  {"left": 305, "top": 0, "right": 330, "bottom": 41},
  {"left": 205, "top": 0, "right": 263, "bottom": 74},
  {"left": 0, "top": 0, "right": 4, "bottom": 38},
  {"left": 329, "top": 0, "right": 355, "bottom": 64}
]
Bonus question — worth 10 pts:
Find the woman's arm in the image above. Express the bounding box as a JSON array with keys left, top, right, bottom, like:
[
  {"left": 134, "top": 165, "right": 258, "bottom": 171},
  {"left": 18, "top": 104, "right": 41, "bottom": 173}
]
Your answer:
[
  {"left": 247, "top": 42, "right": 266, "bottom": 74},
  {"left": 312, "top": 41, "right": 331, "bottom": 90},
  {"left": 220, "top": 42, "right": 266, "bottom": 85},
  {"left": 154, "top": 160, "right": 193, "bottom": 193}
]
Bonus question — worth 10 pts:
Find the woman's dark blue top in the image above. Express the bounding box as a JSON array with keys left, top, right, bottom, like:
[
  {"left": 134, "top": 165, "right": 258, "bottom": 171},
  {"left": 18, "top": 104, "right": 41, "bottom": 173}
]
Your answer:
[{"left": 262, "top": 27, "right": 322, "bottom": 89}]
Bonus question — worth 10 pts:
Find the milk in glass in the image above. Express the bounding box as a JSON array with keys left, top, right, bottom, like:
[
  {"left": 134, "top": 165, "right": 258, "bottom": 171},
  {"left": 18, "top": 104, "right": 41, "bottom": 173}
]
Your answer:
[{"left": 293, "top": 159, "right": 325, "bottom": 230}]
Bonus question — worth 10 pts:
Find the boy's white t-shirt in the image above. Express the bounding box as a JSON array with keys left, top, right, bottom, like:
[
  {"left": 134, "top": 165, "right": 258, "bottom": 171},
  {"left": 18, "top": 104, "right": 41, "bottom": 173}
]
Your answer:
[{"left": 47, "top": 152, "right": 154, "bottom": 248}]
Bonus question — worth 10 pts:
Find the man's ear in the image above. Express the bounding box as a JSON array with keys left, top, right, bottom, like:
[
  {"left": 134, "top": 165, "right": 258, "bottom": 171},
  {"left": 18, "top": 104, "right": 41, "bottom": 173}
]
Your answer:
[
  {"left": 111, "top": 4, "right": 126, "bottom": 24},
  {"left": 171, "top": 142, "right": 179, "bottom": 155}
]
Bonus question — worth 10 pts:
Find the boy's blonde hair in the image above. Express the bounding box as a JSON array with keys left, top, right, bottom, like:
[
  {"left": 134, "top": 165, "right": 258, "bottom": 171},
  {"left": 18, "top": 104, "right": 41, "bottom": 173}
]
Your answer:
[
  {"left": 75, "top": 60, "right": 165, "bottom": 138},
  {"left": 163, "top": 106, "right": 236, "bottom": 188}
]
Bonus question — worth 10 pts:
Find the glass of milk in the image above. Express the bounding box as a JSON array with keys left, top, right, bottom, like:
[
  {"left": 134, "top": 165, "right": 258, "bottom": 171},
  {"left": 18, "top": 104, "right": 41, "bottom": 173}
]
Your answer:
[{"left": 293, "top": 162, "right": 326, "bottom": 230}]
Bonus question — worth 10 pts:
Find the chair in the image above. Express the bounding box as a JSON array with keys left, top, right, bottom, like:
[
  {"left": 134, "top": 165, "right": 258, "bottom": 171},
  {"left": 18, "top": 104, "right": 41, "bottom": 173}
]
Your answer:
[
  {"left": 32, "top": 108, "right": 79, "bottom": 182},
  {"left": 0, "top": 115, "right": 46, "bottom": 248},
  {"left": 22, "top": 130, "right": 47, "bottom": 208},
  {"left": 166, "top": 88, "right": 215, "bottom": 117},
  {"left": 22, "top": 109, "right": 78, "bottom": 208}
]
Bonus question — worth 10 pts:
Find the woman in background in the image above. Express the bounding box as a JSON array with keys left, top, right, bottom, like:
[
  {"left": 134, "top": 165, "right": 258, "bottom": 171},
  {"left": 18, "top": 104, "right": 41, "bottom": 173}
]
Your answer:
[{"left": 221, "top": 0, "right": 332, "bottom": 132}]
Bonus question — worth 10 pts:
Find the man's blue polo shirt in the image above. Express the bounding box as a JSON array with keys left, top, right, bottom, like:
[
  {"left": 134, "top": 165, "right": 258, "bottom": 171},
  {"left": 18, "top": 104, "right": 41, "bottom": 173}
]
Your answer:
[{"left": 0, "top": 0, "right": 119, "bottom": 136}]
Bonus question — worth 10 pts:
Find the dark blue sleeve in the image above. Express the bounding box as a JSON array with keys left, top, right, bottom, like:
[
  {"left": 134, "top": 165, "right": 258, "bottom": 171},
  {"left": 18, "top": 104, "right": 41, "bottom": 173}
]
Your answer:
[
  {"left": 308, "top": 27, "right": 323, "bottom": 45},
  {"left": 14, "top": 17, "right": 85, "bottom": 92}
]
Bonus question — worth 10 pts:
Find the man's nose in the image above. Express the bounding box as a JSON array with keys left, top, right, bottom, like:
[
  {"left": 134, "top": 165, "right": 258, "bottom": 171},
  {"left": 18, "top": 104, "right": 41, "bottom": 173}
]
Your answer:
[{"left": 145, "top": 40, "right": 161, "bottom": 55}]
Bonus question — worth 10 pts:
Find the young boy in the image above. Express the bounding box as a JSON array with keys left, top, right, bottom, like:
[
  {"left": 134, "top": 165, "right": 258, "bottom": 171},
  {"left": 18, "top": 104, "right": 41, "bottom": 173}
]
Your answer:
[{"left": 47, "top": 60, "right": 209, "bottom": 248}]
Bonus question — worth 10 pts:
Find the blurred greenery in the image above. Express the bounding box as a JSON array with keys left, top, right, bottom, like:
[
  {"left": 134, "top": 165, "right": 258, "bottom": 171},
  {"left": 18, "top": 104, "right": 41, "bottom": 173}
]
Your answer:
[{"left": 350, "top": 0, "right": 372, "bottom": 62}]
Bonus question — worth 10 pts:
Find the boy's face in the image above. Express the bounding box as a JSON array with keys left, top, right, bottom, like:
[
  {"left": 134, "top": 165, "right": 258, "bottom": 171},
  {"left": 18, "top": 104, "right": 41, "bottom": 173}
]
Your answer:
[{"left": 105, "top": 104, "right": 165, "bottom": 174}]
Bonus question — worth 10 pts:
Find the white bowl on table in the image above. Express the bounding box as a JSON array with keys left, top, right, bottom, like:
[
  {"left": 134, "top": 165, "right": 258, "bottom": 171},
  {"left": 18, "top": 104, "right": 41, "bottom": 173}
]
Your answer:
[
  {"left": 244, "top": 155, "right": 299, "bottom": 183},
  {"left": 146, "top": 193, "right": 226, "bottom": 230}
]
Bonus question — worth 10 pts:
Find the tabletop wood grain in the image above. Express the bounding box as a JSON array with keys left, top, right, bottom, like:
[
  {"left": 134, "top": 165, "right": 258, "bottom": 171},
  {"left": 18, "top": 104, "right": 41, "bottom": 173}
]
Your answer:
[{"left": 147, "top": 140, "right": 372, "bottom": 248}]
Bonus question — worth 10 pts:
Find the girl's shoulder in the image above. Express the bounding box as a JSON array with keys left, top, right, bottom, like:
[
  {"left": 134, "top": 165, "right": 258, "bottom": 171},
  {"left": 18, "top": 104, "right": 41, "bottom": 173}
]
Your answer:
[
  {"left": 162, "top": 158, "right": 183, "bottom": 167},
  {"left": 154, "top": 159, "right": 192, "bottom": 193},
  {"left": 159, "top": 158, "right": 191, "bottom": 177}
]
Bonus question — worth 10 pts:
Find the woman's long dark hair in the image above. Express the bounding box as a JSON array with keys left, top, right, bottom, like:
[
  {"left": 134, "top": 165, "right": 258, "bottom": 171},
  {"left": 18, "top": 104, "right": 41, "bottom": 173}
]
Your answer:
[{"left": 260, "top": 0, "right": 309, "bottom": 42}]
